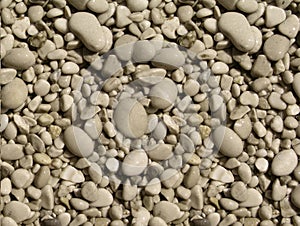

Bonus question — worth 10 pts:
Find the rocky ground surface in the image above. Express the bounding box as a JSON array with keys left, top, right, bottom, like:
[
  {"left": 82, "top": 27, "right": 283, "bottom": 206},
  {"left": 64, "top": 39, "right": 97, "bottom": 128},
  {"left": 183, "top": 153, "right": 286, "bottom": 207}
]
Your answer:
[{"left": 1, "top": 0, "right": 300, "bottom": 225}]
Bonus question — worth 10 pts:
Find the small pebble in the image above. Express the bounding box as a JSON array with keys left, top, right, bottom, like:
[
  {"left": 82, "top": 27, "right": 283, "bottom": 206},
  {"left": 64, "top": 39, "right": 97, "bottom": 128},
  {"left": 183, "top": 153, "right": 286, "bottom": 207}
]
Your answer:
[
  {"left": 263, "top": 35, "right": 290, "bottom": 61},
  {"left": 1, "top": 78, "right": 28, "bottom": 110},
  {"left": 271, "top": 149, "right": 298, "bottom": 176},
  {"left": 122, "top": 149, "right": 148, "bottom": 176}
]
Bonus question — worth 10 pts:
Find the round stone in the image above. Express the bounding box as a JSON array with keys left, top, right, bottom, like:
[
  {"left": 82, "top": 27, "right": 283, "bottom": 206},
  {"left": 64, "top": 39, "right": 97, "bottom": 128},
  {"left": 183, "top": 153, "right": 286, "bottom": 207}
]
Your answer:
[
  {"left": 3, "top": 48, "right": 35, "bottom": 70},
  {"left": 291, "top": 185, "right": 300, "bottom": 208},
  {"left": 218, "top": 12, "right": 255, "bottom": 52},
  {"left": 132, "top": 40, "right": 156, "bottom": 63},
  {"left": 263, "top": 35, "right": 290, "bottom": 61},
  {"left": 64, "top": 126, "right": 95, "bottom": 157},
  {"left": 122, "top": 149, "right": 148, "bottom": 176},
  {"left": 271, "top": 149, "right": 298, "bottom": 176},
  {"left": 149, "top": 78, "right": 178, "bottom": 109},
  {"left": 113, "top": 98, "right": 148, "bottom": 138},
  {"left": 212, "top": 125, "right": 243, "bottom": 157},
  {"left": 69, "top": 12, "right": 106, "bottom": 52},
  {"left": 1, "top": 78, "right": 28, "bottom": 110},
  {"left": 3, "top": 201, "right": 31, "bottom": 223},
  {"left": 126, "top": 0, "right": 148, "bottom": 12},
  {"left": 292, "top": 73, "right": 300, "bottom": 99},
  {"left": 152, "top": 47, "right": 185, "bottom": 70}
]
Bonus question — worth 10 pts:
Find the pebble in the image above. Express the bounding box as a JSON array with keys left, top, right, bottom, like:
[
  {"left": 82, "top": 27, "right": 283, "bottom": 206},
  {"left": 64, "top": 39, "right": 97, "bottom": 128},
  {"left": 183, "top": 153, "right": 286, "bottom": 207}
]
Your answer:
[
  {"left": 153, "top": 201, "right": 183, "bottom": 223},
  {"left": 2, "top": 78, "right": 28, "bottom": 110},
  {"left": 81, "top": 181, "right": 99, "bottom": 202},
  {"left": 177, "top": 5, "right": 194, "bottom": 23},
  {"left": 233, "top": 116, "right": 252, "bottom": 140},
  {"left": 240, "top": 91, "right": 259, "bottom": 107},
  {"left": 113, "top": 98, "right": 148, "bottom": 138},
  {"left": 0, "top": 68, "right": 17, "bottom": 85},
  {"left": 292, "top": 73, "right": 300, "bottom": 99},
  {"left": 28, "top": 6, "right": 44, "bottom": 22},
  {"left": 265, "top": 5, "right": 286, "bottom": 28},
  {"left": 1, "top": 217, "right": 18, "bottom": 226},
  {"left": 1, "top": 143, "right": 24, "bottom": 160},
  {"left": 220, "top": 198, "right": 239, "bottom": 211},
  {"left": 132, "top": 40, "right": 156, "bottom": 63},
  {"left": 87, "top": 0, "right": 109, "bottom": 13},
  {"left": 3, "top": 48, "right": 35, "bottom": 70},
  {"left": 210, "top": 165, "right": 234, "bottom": 183},
  {"left": 217, "top": 0, "right": 238, "bottom": 10},
  {"left": 69, "top": 12, "right": 106, "bottom": 52},
  {"left": 212, "top": 125, "right": 243, "bottom": 157},
  {"left": 60, "top": 165, "right": 85, "bottom": 183},
  {"left": 271, "top": 149, "right": 298, "bottom": 176},
  {"left": 190, "top": 185, "right": 204, "bottom": 210},
  {"left": 70, "top": 198, "right": 89, "bottom": 211},
  {"left": 90, "top": 188, "right": 113, "bottom": 207},
  {"left": 41, "top": 218, "right": 62, "bottom": 226},
  {"left": 122, "top": 149, "right": 148, "bottom": 176},
  {"left": 263, "top": 35, "right": 290, "bottom": 61},
  {"left": 67, "top": 0, "right": 89, "bottom": 10},
  {"left": 149, "top": 78, "right": 178, "bottom": 109},
  {"left": 64, "top": 126, "right": 94, "bottom": 157},
  {"left": 149, "top": 217, "right": 168, "bottom": 226},
  {"left": 239, "top": 188, "right": 263, "bottom": 207},
  {"left": 126, "top": 0, "right": 148, "bottom": 12},
  {"left": 279, "top": 15, "right": 300, "bottom": 38},
  {"left": 236, "top": 0, "right": 258, "bottom": 13},
  {"left": 34, "top": 79, "right": 50, "bottom": 96},
  {"left": 62, "top": 62, "right": 80, "bottom": 74},
  {"left": 251, "top": 55, "right": 273, "bottom": 77},
  {"left": 34, "top": 166, "right": 50, "bottom": 188},
  {"left": 41, "top": 185, "right": 54, "bottom": 210},
  {"left": 211, "top": 61, "right": 229, "bottom": 74},
  {"left": 152, "top": 47, "right": 185, "bottom": 70},
  {"left": 3, "top": 201, "right": 31, "bottom": 223},
  {"left": 231, "top": 181, "right": 248, "bottom": 202},
  {"left": 218, "top": 12, "right": 255, "bottom": 52},
  {"left": 291, "top": 185, "right": 300, "bottom": 208},
  {"left": 147, "top": 143, "right": 173, "bottom": 161}
]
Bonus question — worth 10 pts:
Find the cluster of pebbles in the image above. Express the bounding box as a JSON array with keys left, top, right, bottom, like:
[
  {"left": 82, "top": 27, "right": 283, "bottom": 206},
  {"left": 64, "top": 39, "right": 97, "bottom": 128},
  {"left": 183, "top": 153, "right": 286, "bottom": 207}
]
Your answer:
[{"left": 1, "top": 0, "right": 300, "bottom": 225}]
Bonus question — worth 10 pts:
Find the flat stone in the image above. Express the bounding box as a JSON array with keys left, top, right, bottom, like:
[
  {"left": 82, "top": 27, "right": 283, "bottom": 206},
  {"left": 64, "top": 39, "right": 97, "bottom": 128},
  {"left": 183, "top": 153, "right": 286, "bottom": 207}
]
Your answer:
[
  {"left": 236, "top": 0, "right": 258, "bottom": 13},
  {"left": 217, "top": 0, "right": 238, "bottom": 10},
  {"left": 251, "top": 55, "right": 273, "bottom": 77},
  {"left": 3, "top": 48, "right": 35, "bottom": 70},
  {"left": 69, "top": 12, "right": 106, "bottom": 52},
  {"left": 113, "top": 98, "right": 148, "bottom": 139},
  {"left": 87, "top": 0, "right": 109, "bottom": 13},
  {"left": 90, "top": 189, "right": 113, "bottom": 207},
  {"left": 210, "top": 165, "right": 234, "bottom": 183},
  {"left": 263, "top": 35, "right": 290, "bottom": 61},
  {"left": 64, "top": 126, "right": 94, "bottom": 157},
  {"left": 1, "top": 144, "right": 24, "bottom": 160},
  {"left": 231, "top": 181, "right": 248, "bottom": 202},
  {"left": 153, "top": 201, "right": 183, "bottom": 223},
  {"left": 212, "top": 125, "right": 243, "bottom": 157},
  {"left": 293, "top": 73, "right": 300, "bottom": 99},
  {"left": 70, "top": 198, "right": 89, "bottom": 211},
  {"left": 81, "top": 181, "right": 99, "bottom": 202},
  {"left": 271, "top": 149, "right": 298, "bottom": 176},
  {"left": 152, "top": 47, "right": 185, "bottom": 70},
  {"left": 0, "top": 68, "right": 17, "bottom": 85},
  {"left": 41, "top": 185, "right": 54, "bottom": 210},
  {"left": 239, "top": 188, "right": 263, "bottom": 207},
  {"left": 190, "top": 185, "right": 204, "bottom": 210},
  {"left": 149, "top": 78, "right": 178, "bottom": 109},
  {"left": 147, "top": 143, "right": 173, "bottom": 161},
  {"left": 122, "top": 149, "right": 148, "bottom": 176},
  {"left": 291, "top": 185, "right": 300, "bottom": 208},
  {"left": 265, "top": 5, "right": 286, "bottom": 28},
  {"left": 132, "top": 40, "right": 156, "bottom": 63},
  {"left": 3, "top": 201, "right": 31, "bottom": 223},
  {"left": 11, "top": 168, "right": 32, "bottom": 188},
  {"left": 126, "top": 0, "right": 148, "bottom": 12},
  {"left": 1, "top": 78, "right": 28, "bottom": 109},
  {"left": 279, "top": 15, "right": 300, "bottom": 38},
  {"left": 218, "top": 12, "right": 255, "bottom": 52},
  {"left": 67, "top": 0, "right": 89, "bottom": 10},
  {"left": 60, "top": 165, "right": 85, "bottom": 183},
  {"left": 233, "top": 115, "right": 252, "bottom": 140}
]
